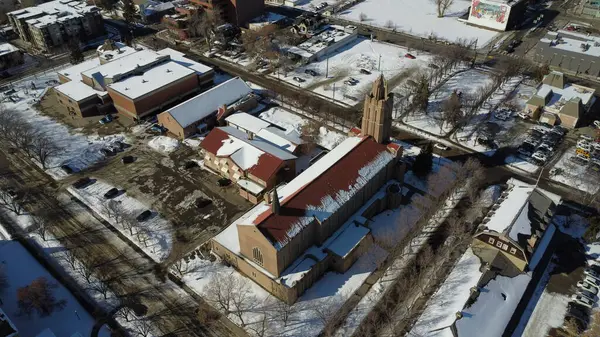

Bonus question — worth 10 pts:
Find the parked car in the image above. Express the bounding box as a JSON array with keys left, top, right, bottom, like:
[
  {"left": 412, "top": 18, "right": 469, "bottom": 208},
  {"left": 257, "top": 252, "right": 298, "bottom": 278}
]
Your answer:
[
  {"left": 594, "top": 120, "right": 600, "bottom": 129},
  {"left": 434, "top": 143, "right": 450, "bottom": 151},
  {"left": 578, "top": 280, "right": 599, "bottom": 294},
  {"left": 304, "top": 69, "right": 318, "bottom": 76},
  {"left": 404, "top": 53, "right": 416, "bottom": 59},
  {"left": 344, "top": 78, "right": 359, "bottom": 86},
  {"left": 217, "top": 178, "right": 231, "bottom": 187},
  {"left": 581, "top": 134, "right": 594, "bottom": 142},
  {"left": 195, "top": 198, "right": 212, "bottom": 209},
  {"left": 100, "top": 148, "right": 115, "bottom": 156},
  {"left": 61, "top": 164, "right": 74, "bottom": 174},
  {"left": 571, "top": 295, "right": 594, "bottom": 309},
  {"left": 584, "top": 268, "right": 600, "bottom": 280},
  {"left": 583, "top": 276, "right": 600, "bottom": 288},
  {"left": 121, "top": 155, "right": 135, "bottom": 164},
  {"left": 103, "top": 188, "right": 119, "bottom": 199},
  {"left": 360, "top": 68, "right": 371, "bottom": 75},
  {"left": 532, "top": 151, "right": 548, "bottom": 163},
  {"left": 577, "top": 289, "right": 598, "bottom": 302},
  {"left": 136, "top": 210, "right": 152, "bottom": 222},
  {"left": 293, "top": 76, "right": 305, "bottom": 83},
  {"left": 72, "top": 177, "right": 92, "bottom": 189},
  {"left": 99, "top": 115, "right": 113, "bottom": 125},
  {"left": 517, "top": 112, "right": 530, "bottom": 119},
  {"left": 150, "top": 124, "right": 165, "bottom": 134},
  {"left": 517, "top": 148, "right": 532, "bottom": 157}
]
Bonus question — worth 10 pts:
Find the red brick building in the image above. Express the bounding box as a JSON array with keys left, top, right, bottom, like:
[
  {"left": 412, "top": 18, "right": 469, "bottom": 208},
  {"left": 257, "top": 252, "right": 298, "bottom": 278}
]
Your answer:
[{"left": 189, "top": 0, "right": 264, "bottom": 26}]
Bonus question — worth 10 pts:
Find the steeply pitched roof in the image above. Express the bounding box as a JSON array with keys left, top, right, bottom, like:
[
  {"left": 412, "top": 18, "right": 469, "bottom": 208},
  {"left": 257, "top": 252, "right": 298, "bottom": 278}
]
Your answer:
[
  {"left": 165, "top": 78, "right": 253, "bottom": 128},
  {"left": 237, "top": 136, "right": 396, "bottom": 249},
  {"left": 200, "top": 127, "right": 296, "bottom": 181}
]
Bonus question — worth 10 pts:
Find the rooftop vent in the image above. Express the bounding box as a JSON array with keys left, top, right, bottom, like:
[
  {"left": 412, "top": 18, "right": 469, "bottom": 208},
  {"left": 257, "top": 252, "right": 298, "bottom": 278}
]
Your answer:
[
  {"left": 166, "top": 69, "right": 172, "bottom": 73},
  {"left": 142, "top": 79, "right": 148, "bottom": 83}
]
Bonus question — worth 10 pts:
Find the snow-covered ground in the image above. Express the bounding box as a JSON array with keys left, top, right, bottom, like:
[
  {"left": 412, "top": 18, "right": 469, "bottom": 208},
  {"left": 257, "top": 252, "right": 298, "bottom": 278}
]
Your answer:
[
  {"left": 550, "top": 146, "right": 600, "bottom": 194},
  {"left": 452, "top": 76, "right": 524, "bottom": 156},
  {"left": 404, "top": 69, "right": 496, "bottom": 136},
  {"left": 179, "top": 243, "right": 386, "bottom": 337},
  {"left": 148, "top": 135, "right": 180, "bottom": 154},
  {"left": 338, "top": 0, "right": 500, "bottom": 46},
  {"left": 260, "top": 106, "right": 346, "bottom": 150},
  {"left": 67, "top": 180, "right": 173, "bottom": 262},
  {"left": 3, "top": 67, "right": 126, "bottom": 180},
  {"left": 272, "top": 38, "right": 433, "bottom": 106},
  {"left": 0, "top": 238, "right": 111, "bottom": 337}
]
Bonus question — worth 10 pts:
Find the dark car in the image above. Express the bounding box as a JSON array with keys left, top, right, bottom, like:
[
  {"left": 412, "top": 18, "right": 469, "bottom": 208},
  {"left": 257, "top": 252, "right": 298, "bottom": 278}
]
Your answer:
[
  {"left": 136, "top": 210, "right": 152, "bottom": 222},
  {"left": 72, "top": 177, "right": 92, "bottom": 189},
  {"left": 304, "top": 69, "right": 318, "bottom": 76},
  {"left": 100, "top": 148, "right": 115, "bottom": 156},
  {"left": 121, "top": 155, "right": 135, "bottom": 164},
  {"left": 195, "top": 198, "right": 213, "bottom": 209},
  {"left": 404, "top": 53, "right": 416, "bottom": 59},
  {"left": 104, "top": 188, "right": 119, "bottom": 199},
  {"left": 217, "top": 178, "right": 231, "bottom": 187},
  {"left": 61, "top": 164, "right": 74, "bottom": 174},
  {"left": 360, "top": 68, "right": 371, "bottom": 75}
]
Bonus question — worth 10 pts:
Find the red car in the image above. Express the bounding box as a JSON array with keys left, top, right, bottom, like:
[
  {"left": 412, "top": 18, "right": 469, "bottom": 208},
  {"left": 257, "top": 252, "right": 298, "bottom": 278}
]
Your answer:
[{"left": 404, "top": 53, "right": 416, "bottom": 59}]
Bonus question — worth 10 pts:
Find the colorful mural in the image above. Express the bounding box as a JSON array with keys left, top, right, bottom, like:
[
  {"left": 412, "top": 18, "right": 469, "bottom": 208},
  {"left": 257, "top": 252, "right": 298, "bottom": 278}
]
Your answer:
[{"left": 471, "top": 0, "right": 508, "bottom": 23}]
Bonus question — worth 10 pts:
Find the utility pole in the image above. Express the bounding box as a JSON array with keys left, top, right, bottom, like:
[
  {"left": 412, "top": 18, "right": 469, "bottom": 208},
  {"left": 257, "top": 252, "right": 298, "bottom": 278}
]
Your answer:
[
  {"left": 378, "top": 54, "right": 381, "bottom": 72},
  {"left": 326, "top": 56, "right": 329, "bottom": 78},
  {"left": 332, "top": 82, "right": 336, "bottom": 102}
]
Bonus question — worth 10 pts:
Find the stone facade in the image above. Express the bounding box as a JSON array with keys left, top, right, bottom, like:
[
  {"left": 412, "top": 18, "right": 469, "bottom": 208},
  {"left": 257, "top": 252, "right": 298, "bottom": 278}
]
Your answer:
[{"left": 361, "top": 75, "right": 393, "bottom": 144}]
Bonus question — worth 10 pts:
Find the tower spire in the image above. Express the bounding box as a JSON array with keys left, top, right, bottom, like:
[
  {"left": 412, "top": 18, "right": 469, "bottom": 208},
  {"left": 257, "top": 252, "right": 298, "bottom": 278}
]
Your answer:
[{"left": 271, "top": 189, "right": 280, "bottom": 215}]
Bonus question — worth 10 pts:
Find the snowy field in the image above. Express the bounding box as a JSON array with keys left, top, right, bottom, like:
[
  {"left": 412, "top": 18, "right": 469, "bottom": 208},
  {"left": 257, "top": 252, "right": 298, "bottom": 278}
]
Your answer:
[
  {"left": 67, "top": 180, "right": 173, "bottom": 262},
  {"left": 338, "top": 0, "right": 500, "bottom": 46},
  {"left": 260, "top": 106, "right": 346, "bottom": 150},
  {"left": 2, "top": 68, "right": 126, "bottom": 180},
  {"left": 0, "top": 239, "right": 111, "bottom": 337},
  {"left": 550, "top": 146, "right": 600, "bottom": 194},
  {"left": 404, "top": 69, "right": 496, "bottom": 136},
  {"left": 272, "top": 38, "right": 433, "bottom": 106},
  {"left": 452, "top": 76, "right": 524, "bottom": 155}
]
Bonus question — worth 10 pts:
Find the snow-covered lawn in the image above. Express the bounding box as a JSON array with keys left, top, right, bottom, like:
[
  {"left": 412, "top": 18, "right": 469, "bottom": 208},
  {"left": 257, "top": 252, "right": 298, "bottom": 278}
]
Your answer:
[
  {"left": 550, "top": 146, "right": 600, "bottom": 194},
  {"left": 67, "top": 180, "right": 173, "bottom": 262},
  {"left": 148, "top": 135, "right": 180, "bottom": 154},
  {"left": 260, "top": 106, "right": 346, "bottom": 150},
  {"left": 3, "top": 68, "right": 126, "bottom": 180},
  {"left": 404, "top": 69, "right": 496, "bottom": 136},
  {"left": 0, "top": 238, "right": 111, "bottom": 337},
  {"left": 505, "top": 155, "right": 541, "bottom": 174},
  {"left": 180, "top": 244, "right": 386, "bottom": 337},
  {"left": 272, "top": 38, "right": 433, "bottom": 106},
  {"left": 452, "top": 76, "right": 524, "bottom": 156},
  {"left": 338, "top": 0, "right": 500, "bottom": 46}
]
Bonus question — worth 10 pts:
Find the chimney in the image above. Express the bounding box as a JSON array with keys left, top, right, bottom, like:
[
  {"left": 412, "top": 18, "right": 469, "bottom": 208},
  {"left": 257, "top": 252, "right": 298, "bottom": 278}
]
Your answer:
[{"left": 271, "top": 189, "right": 280, "bottom": 215}]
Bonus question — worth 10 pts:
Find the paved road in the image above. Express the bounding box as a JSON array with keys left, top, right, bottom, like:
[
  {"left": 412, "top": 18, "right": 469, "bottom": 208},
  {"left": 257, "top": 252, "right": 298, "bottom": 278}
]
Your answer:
[{"left": 0, "top": 148, "right": 239, "bottom": 337}]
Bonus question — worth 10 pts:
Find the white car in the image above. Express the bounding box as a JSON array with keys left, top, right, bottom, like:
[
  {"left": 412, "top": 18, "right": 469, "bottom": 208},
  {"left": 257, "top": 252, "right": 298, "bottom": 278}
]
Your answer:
[
  {"left": 577, "top": 154, "right": 591, "bottom": 162},
  {"left": 577, "top": 289, "right": 598, "bottom": 302},
  {"left": 581, "top": 134, "right": 594, "bottom": 141},
  {"left": 518, "top": 112, "right": 530, "bottom": 119},
  {"left": 578, "top": 280, "right": 599, "bottom": 294},
  {"left": 594, "top": 120, "right": 600, "bottom": 129},
  {"left": 532, "top": 151, "right": 548, "bottom": 163},
  {"left": 571, "top": 294, "right": 595, "bottom": 309},
  {"left": 578, "top": 144, "right": 592, "bottom": 152},
  {"left": 584, "top": 276, "right": 600, "bottom": 288},
  {"left": 585, "top": 269, "right": 600, "bottom": 280},
  {"left": 434, "top": 143, "right": 450, "bottom": 151}
]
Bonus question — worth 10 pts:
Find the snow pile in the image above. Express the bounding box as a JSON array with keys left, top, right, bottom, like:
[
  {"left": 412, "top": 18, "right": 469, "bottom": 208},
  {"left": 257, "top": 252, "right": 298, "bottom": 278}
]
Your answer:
[
  {"left": 148, "top": 136, "right": 180, "bottom": 154},
  {"left": 67, "top": 180, "right": 173, "bottom": 262},
  {"left": 339, "top": 0, "right": 499, "bottom": 46},
  {"left": 260, "top": 107, "right": 346, "bottom": 150},
  {"left": 183, "top": 137, "right": 203, "bottom": 148},
  {"left": 0, "top": 239, "right": 111, "bottom": 337}
]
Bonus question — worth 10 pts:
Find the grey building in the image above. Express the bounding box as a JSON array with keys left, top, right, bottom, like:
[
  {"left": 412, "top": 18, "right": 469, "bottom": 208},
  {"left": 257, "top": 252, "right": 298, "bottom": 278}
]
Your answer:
[
  {"left": 534, "top": 30, "right": 600, "bottom": 78},
  {"left": 8, "top": 0, "right": 105, "bottom": 53},
  {"left": 574, "top": 0, "right": 600, "bottom": 19}
]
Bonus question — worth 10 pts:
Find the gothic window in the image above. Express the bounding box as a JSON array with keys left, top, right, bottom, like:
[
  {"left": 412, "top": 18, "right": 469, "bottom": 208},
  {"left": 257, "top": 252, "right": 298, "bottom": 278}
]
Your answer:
[{"left": 253, "top": 247, "right": 263, "bottom": 266}]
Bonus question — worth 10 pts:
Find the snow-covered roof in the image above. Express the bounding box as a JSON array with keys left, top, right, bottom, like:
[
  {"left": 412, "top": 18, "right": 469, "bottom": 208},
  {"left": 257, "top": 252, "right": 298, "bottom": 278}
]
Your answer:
[
  {"left": 286, "top": 25, "right": 354, "bottom": 58},
  {"left": 97, "top": 42, "right": 139, "bottom": 62},
  {"left": 108, "top": 61, "right": 195, "bottom": 100},
  {"left": 325, "top": 223, "right": 370, "bottom": 258},
  {"left": 481, "top": 179, "right": 560, "bottom": 242},
  {"left": 55, "top": 80, "right": 107, "bottom": 101},
  {"left": 157, "top": 48, "right": 213, "bottom": 74},
  {"left": 226, "top": 112, "right": 271, "bottom": 135},
  {"left": 10, "top": 0, "right": 99, "bottom": 29},
  {"left": 0, "top": 43, "right": 19, "bottom": 56},
  {"left": 541, "top": 30, "right": 600, "bottom": 57},
  {"left": 82, "top": 49, "right": 167, "bottom": 81},
  {"left": 409, "top": 248, "right": 484, "bottom": 337},
  {"left": 237, "top": 179, "right": 265, "bottom": 195},
  {"left": 232, "top": 136, "right": 396, "bottom": 250},
  {"left": 257, "top": 127, "right": 304, "bottom": 153},
  {"left": 58, "top": 58, "right": 101, "bottom": 82},
  {"left": 165, "top": 77, "right": 253, "bottom": 128},
  {"left": 455, "top": 274, "right": 532, "bottom": 336},
  {"left": 537, "top": 83, "right": 595, "bottom": 109}
]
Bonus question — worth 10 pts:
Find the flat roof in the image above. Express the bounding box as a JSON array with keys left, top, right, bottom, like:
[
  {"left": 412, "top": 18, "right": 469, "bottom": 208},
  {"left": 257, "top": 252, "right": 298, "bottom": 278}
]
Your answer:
[
  {"left": 538, "top": 83, "right": 595, "bottom": 108},
  {"left": 57, "top": 58, "right": 101, "bottom": 82},
  {"left": 541, "top": 30, "right": 600, "bottom": 57},
  {"left": 12, "top": 0, "right": 98, "bottom": 29},
  {"left": 0, "top": 43, "right": 19, "bottom": 56},
  {"left": 157, "top": 48, "right": 213, "bottom": 74},
  {"left": 286, "top": 25, "right": 353, "bottom": 58},
  {"left": 81, "top": 49, "right": 166, "bottom": 80},
  {"left": 97, "top": 42, "right": 139, "bottom": 62},
  {"left": 108, "top": 61, "right": 195, "bottom": 100},
  {"left": 55, "top": 80, "right": 106, "bottom": 101},
  {"left": 226, "top": 112, "right": 271, "bottom": 135}
]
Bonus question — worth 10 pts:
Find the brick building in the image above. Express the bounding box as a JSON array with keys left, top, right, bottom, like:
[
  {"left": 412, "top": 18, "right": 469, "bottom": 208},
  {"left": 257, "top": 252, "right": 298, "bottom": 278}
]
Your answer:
[
  {"left": 210, "top": 76, "right": 406, "bottom": 303},
  {"left": 54, "top": 45, "right": 214, "bottom": 119},
  {"left": 8, "top": 0, "right": 105, "bottom": 53},
  {"left": 189, "top": 0, "right": 264, "bottom": 26},
  {"left": 0, "top": 43, "right": 23, "bottom": 71}
]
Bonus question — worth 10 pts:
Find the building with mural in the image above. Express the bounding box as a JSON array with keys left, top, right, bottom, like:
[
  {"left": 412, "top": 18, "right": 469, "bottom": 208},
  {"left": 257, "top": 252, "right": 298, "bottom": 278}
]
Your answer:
[{"left": 467, "top": 0, "right": 528, "bottom": 31}]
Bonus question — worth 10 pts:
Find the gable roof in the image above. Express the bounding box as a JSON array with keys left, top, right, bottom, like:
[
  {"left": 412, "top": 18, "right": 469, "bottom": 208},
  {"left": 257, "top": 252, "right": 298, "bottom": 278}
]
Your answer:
[
  {"left": 234, "top": 136, "right": 396, "bottom": 249},
  {"left": 166, "top": 78, "right": 253, "bottom": 128},
  {"left": 226, "top": 112, "right": 305, "bottom": 152},
  {"left": 201, "top": 126, "right": 297, "bottom": 181}
]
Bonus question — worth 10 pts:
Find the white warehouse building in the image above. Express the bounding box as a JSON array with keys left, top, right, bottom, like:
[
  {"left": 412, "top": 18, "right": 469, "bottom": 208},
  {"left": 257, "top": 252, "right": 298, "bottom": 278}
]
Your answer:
[{"left": 466, "top": 0, "right": 528, "bottom": 32}]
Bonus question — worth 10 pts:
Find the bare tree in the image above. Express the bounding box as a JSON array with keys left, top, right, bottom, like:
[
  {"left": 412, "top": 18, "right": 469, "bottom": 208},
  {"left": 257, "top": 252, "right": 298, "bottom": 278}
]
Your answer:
[
  {"left": 30, "top": 133, "right": 61, "bottom": 169},
  {"left": 205, "top": 272, "right": 237, "bottom": 315},
  {"left": 384, "top": 20, "right": 395, "bottom": 30},
  {"left": 30, "top": 213, "right": 50, "bottom": 241},
  {"left": 121, "top": 212, "right": 138, "bottom": 236},
  {"left": 247, "top": 309, "right": 272, "bottom": 337},
  {"left": 275, "top": 298, "right": 296, "bottom": 327},
  {"left": 115, "top": 306, "right": 134, "bottom": 322},
  {"left": 16, "top": 277, "right": 67, "bottom": 317},
  {"left": 0, "top": 188, "right": 24, "bottom": 215},
  {"left": 313, "top": 296, "right": 344, "bottom": 337},
  {"left": 92, "top": 266, "right": 114, "bottom": 300},
  {"left": 62, "top": 247, "right": 79, "bottom": 270},
  {"left": 230, "top": 277, "right": 257, "bottom": 327},
  {"left": 359, "top": 13, "right": 367, "bottom": 22},
  {"left": 134, "top": 319, "right": 154, "bottom": 337},
  {"left": 0, "top": 265, "right": 9, "bottom": 302},
  {"left": 435, "top": 0, "right": 454, "bottom": 17}
]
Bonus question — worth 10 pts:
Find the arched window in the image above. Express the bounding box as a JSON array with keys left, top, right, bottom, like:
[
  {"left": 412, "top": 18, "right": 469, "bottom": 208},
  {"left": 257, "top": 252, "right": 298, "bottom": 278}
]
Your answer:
[{"left": 252, "top": 247, "right": 263, "bottom": 266}]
